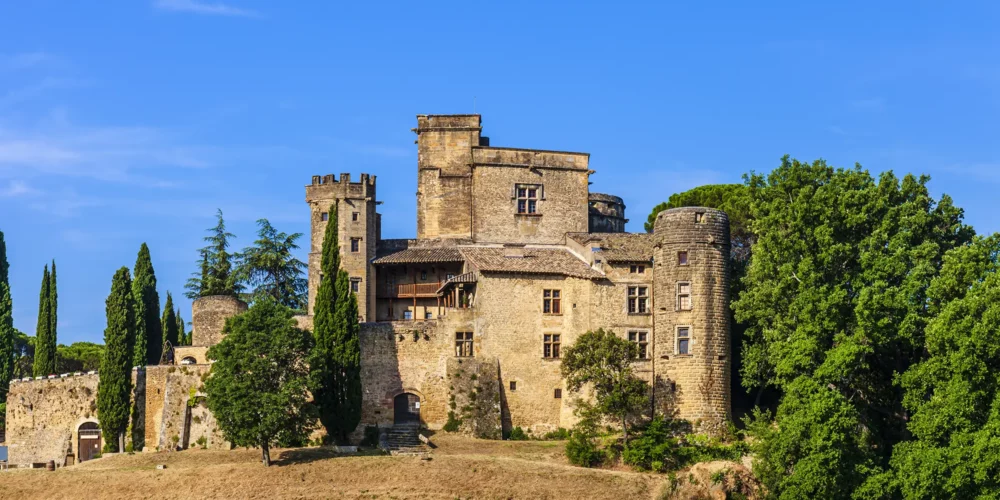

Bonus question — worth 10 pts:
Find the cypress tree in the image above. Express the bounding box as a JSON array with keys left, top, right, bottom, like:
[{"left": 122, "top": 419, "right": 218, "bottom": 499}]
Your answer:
[
  {"left": 331, "top": 269, "right": 362, "bottom": 444},
  {"left": 162, "top": 292, "right": 179, "bottom": 348},
  {"left": 177, "top": 308, "right": 187, "bottom": 345},
  {"left": 48, "top": 260, "right": 57, "bottom": 371},
  {"left": 310, "top": 202, "right": 340, "bottom": 442},
  {"left": 132, "top": 243, "right": 162, "bottom": 366},
  {"left": 32, "top": 265, "right": 52, "bottom": 376},
  {"left": 98, "top": 267, "right": 136, "bottom": 452},
  {"left": 0, "top": 231, "right": 14, "bottom": 404}
]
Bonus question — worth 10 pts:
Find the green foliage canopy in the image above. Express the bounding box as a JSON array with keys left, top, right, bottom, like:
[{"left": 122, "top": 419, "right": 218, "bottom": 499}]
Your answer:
[
  {"left": 132, "top": 243, "right": 162, "bottom": 366},
  {"left": 0, "top": 231, "right": 13, "bottom": 405},
  {"left": 185, "top": 209, "right": 241, "bottom": 300},
  {"left": 236, "top": 219, "right": 308, "bottom": 311},
  {"left": 161, "top": 291, "right": 179, "bottom": 349},
  {"left": 57, "top": 342, "right": 104, "bottom": 372},
  {"left": 32, "top": 265, "right": 53, "bottom": 377},
  {"left": 205, "top": 298, "right": 315, "bottom": 466},
  {"left": 97, "top": 267, "right": 137, "bottom": 452}
]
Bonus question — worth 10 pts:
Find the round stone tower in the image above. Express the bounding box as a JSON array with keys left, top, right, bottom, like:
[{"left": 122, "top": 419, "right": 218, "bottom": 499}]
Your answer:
[
  {"left": 652, "top": 207, "right": 730, "bottom": 427},
  {"left": 588, "top": 193, "right": 627, "bottom": 233},
  {"left": 191, "top": 295, "right": 249, "bottom": 347}
]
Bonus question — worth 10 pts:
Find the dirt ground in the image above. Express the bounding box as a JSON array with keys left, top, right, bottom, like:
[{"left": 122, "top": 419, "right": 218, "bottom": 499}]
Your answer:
[{"left": 0, "top": 435, "right": 669, "bottom": 499}]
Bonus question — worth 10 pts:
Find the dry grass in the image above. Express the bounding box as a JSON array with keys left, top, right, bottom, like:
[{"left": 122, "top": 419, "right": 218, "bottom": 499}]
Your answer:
[{"left": 0, "top": 434, "right": 666, "bottom": 499}]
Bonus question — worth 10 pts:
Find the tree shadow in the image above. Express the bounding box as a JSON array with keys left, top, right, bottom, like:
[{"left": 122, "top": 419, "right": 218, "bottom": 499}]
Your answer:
[{"left": 273, "top": 447, "right": 384, "bottom": 467}]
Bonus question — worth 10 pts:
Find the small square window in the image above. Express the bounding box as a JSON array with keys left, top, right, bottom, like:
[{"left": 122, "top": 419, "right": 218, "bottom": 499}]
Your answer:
[
  {"left": 321, "top": 212, "right": 329, "bottom": 221},
  {"left": 352, "top": 212, "right": 360, "bottom": 221},
  {"left": 350, "top": 278, "right": 361, "bottom": 293},
  {"left": 350, "top": 238, "right": 361, "bottom": 253},
  {"left": 510, "top": 381, "right": 517, "bottom": 391},
  {"left": 554, "top": 388, "right": 562, "bottom": 399},
  {"left": 425, "top": 311, "right": 433, "bottom": 319},
  {"left": 678, "top": 251, "right": 689, "bottom": 266},
  {"left": 403, "top": 310, "right": 413, "bottom": 320},
  {"left": 420, "top": 270, "right": 427, "bottom": 281},
  {"left": 695, "top": 212, "right": 705, "bottom": 224},
  {"left": 516, "top": 184, "right": 541, "bottom": 214}
]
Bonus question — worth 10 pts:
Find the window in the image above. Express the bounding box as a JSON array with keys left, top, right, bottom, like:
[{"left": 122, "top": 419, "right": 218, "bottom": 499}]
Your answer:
[
  {"left": 350, "top": 278, "right": 361, "bottom": 293},
  {"left": 455, "top": 332, "right": 473, "bottom": 357},
  {"left": 420, "top": 270, "right": 427, "bottom": 281},
  {"left": 628, "top": 286, "right": 649, "bottom": 314},
  {"left": 543, "top": 289, "right": 561, "bottom": 314},
  {"left": 695, "top": 212, "right": 705, "bottom": 224},
  {"left": 554, "top": 389, "right": 562, "bottom": 399},
  {"left": 352, "top": 212, "right": 359, "bottom": 221},
  {"left": 629, "top": 264, "right": 646, "bottom": 274},
  {"left": 425, "top": 311, "right": 433, "bottom": 319},
  {"left": 676, "top": 326, "right": 691, "bottom": 355},
  {"left": 509, "top": 381, "right": 517, "bottom": 391},
  {"left": 403, "top": 310, "right": 413, "bottom": 320},
  {"left": 628, "top": 331, "right": 649, "bottom": 359},
  {"left": 678, "top": 251, "right": 689, "bottom": 266},
  {"left": 350, "top": 238, "right": 361, "bottom": 252},
  {"left": 516, "top": 184, "right": 540, "bottom": 214},
  {"left": 544, "top": 334, "right": 561, "bottom": 358},
  {"left": 321, "top": 212, "right": 329, "bottom": 221},
  {"left": 446, "top": 273, "right": 455, "bottom": 281},
  {"left": 677, "top": 282, "right": 692, "bottom": 311}
]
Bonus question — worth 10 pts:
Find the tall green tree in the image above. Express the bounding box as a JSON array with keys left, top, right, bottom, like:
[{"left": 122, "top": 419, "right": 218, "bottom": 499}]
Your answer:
[
  {"left": 0, "top": 231, "right": 13, "bottom": 404},
  {"left": 176, "top": 308, "right": 187, "bottom": 345},
  {"left": 48, "top": 260, "right": 57, "bottom": 370},
  {"left": 132, "top": 243, "right": 162, "bottom": 366},
  {"left": 97, "top": 267, "right": 137, "bottom": 452},
  {"left": 56, "top": 342, "right": 105, "bottom": 373},
  {"left": 161, "top": 292, "right": 179, "bottom": 348},
  {"left": 185, "top": 210, "right": 240, "bottom": 299},
  {"left": 310, "top": 202, "right": 362, "bottom": 444},
  {"left": 205, "top": 298, "right": 315, "bottom": 466},
  {"left": 561, "top": 328, "right": 648, "bottom": 443},
  {"left": 236, "top": 219, "right": 308, "bottom": 310},
  {"left": 32, "top": 265, "right": 53, "bottom": 376},
  {"left": 735, "top": 158, "right": 973, "bottom": 498}
]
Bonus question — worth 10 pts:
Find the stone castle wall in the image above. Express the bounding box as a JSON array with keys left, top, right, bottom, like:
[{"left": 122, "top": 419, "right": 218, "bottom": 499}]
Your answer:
[
  {"left": 415, "top": 114, "right": 481, "bottom": 240},
  {"left": 191, "top": 295, "right": 248, "bottom": 347},
  {"left": 4, "top": 373, "right": 101, "bottom": 466}
]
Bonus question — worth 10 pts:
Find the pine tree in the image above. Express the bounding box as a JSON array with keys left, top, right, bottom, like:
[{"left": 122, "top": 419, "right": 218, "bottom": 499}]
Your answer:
[
  {"left": 162, "top": 292, "right": 179, "bottom": 348},
  {"left": 48, "top": 260, "right": 57, "bottom": 371},
  {"left": 0, "top": 231, "right": 14, "bottom": 405},
  {"left": 185, "top": 210, "right": 240, "bottom": 299},
  {"left": 132, "top": 243, "right": 162, "bottom": 366},
  {"left": 32, "top": 265, "right": 52, "bottom": 377},
  {"left": 98, "top": 267, "right": 136, "bottom": 452}
]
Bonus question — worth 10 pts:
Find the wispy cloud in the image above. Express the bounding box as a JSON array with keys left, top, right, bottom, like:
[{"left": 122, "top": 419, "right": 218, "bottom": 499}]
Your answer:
[
  {"left": 152, "top": 0, "right": 261, "bottom": 17},
  {"left": 0, "top": 179, "right": 37, "bottom": 197},
  {"left": 0, "top": 77, "right": 90, "bottom": 109}
]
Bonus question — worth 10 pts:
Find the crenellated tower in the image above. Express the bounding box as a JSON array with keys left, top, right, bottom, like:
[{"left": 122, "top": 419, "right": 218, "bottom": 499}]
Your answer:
[
  {"left": 652, "top": 207, "right": 731, "bottom": 427},
  {"left": 305, "top": 173, "right": 378, "bottom": 322}
]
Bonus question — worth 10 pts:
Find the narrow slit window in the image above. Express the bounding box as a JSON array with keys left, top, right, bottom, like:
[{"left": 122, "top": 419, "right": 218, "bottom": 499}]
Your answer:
[
  {"left": 510, "top": 381, "right": 517, "bottom": 391},
  {"left": 678, "top": 251, "right": 689, "bottom": 266},
  {"left": 352, "top": 212, "right": 360, "bottom": 221},
  {"left": 554, "top": 388, "right": 562, "bottom": 399},
  {"left": 350, "top": 238, "right": 361, "bottom": 253},
  {"left": 321, "top": 212, "right": 329, "bottom": 221}
]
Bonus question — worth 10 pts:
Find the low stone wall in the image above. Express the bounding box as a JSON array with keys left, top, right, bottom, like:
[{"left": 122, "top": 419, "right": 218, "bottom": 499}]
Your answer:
[
  {"left": 173, "top": 346, "right": 210, "bottom": 365},
  {"left": 4, "top": 373, "right": 101, "bottom": 466},
  {"left": 447, "top": 357, "right": 501, "bottom": 439},
  {"left": 150, "top": 365, "right": 227, "bottom": 451}
]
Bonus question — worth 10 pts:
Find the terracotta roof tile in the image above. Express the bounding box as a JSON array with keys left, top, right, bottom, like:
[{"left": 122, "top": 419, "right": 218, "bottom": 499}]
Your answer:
[
  {"left": 460, "top": 247, "right": 602, "bottom": 279},
  {"left": 570, "top": 232, "right": 656, "bottom": 262},
  {"left": 372, "top": 247, "right": 464, "bottom": 265}
]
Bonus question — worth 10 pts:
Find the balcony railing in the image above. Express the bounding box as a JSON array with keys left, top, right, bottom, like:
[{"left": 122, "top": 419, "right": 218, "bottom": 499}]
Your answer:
[{"left": 380, "top": 282, "right": 441, "bottom": 298}]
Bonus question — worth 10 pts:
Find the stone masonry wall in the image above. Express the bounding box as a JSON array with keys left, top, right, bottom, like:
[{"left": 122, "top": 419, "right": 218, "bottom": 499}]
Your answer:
[
  {"left": 415, "top": 115, "right": 480, "bottom": 240},
  {"left": 191, "top": 295, "right": 248, "bottom": 347},
  {"left": 4, "top": 374, "right": 100, "bottom": 465}
]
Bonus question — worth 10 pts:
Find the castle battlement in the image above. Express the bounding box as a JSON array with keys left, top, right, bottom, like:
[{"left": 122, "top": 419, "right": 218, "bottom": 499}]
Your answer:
[{"left": 306, "top": 172, "right": 377, "bottom": 201}]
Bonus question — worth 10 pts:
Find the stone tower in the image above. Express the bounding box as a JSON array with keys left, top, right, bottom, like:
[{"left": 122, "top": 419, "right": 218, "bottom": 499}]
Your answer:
[
  {"left": 413, "top": 114, "right": 482, "bottom": 240},
  {"left": 305, "top": 173, "right": 378, "bottom": 322},
  {"left": 588, "top": 193, "right": 627, "bottom": 232},
  {"left": 652, "top": 207, "right": 731, "bottom": 426}
]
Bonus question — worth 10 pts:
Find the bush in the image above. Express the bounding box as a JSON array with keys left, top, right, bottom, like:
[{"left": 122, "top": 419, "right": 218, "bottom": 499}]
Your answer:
[
  {"left": 543, "top": 428, "right": 570, "bottom": 440},
  {"left": 361, "top": 425, "right": 380, "bottom": 447},
  {"left": 443, "top": 411, "right": 462, "bottom": 432},
  {"left": 508, "top": 426, "right": 528, "bottom": 441},
  {"left": 623, "top": 416, "right": 748, "bottom": 473},
  {"left": 566, "top": 429, "right": 604, "bottom": 467}
]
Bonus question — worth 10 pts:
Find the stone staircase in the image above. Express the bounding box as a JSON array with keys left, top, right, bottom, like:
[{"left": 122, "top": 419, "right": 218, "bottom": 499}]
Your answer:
[{"left": 381, "top": 424, "right": 430, "bottom": 456}]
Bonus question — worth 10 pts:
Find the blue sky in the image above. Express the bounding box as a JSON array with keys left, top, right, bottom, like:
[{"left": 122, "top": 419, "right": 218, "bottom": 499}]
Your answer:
[{"left": 0, "top": 1, "right": 997, "bottom": 345}]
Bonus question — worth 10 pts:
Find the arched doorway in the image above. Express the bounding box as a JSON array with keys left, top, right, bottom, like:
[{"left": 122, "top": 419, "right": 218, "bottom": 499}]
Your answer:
[
  {"left": 393, "top": 393, "right": 420, "bottom": 425},
  {"left": 78, "top": 422, "right": 101, "bottom": 462}
]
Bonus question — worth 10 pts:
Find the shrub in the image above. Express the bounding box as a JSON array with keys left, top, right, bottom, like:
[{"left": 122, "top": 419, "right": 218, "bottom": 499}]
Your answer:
[
  {"left": 195, "top": 436, "right": 208, "bottom": 449},
  {"left": 124, "top": 442, "right": 134, "bottom": 454},
  {"left": 543, "top": 428, "right": 570, "bottom": 440},
  {"left": 361, "top": 425, "right": 380, "bottom": 447},
  {"left": 623, "top": 416, "right": 748, "bottom": 473},
  {"left": 565, "top": 429, "right": 604, "bottom": 467},
  {"left": 508, "top": 426, "right": 528, "bottom": 441},
  {"left": 443, "top": 411, "right": 462, "bottom": 432}
]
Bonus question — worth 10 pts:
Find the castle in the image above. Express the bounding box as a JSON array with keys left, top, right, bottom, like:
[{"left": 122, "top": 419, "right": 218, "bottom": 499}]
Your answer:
[{"left": 3, "top": 114, "right": 730, "bottom": 465}]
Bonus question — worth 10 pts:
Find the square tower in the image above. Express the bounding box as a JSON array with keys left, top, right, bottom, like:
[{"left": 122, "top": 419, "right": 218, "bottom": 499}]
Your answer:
[{"left": 413, "top": 114, "right": 482, "bottom": 240}]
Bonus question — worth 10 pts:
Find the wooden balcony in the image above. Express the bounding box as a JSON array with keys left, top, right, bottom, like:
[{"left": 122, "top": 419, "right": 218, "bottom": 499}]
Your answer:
[{"left": 380, "top": 282, "right": 442, "bottom": 298}]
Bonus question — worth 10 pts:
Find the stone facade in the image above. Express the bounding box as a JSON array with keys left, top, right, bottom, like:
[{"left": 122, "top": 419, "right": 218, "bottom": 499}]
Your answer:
[{"left": 191, "top": 295, "right": 248, "bottom": 347}]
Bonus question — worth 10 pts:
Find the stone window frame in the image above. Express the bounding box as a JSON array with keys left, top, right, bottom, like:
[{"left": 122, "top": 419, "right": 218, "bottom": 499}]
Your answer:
[
  {"left": 678, "top": 251, "right": 689, "bottom": 266},
  {"left": 350, "top": 277, "right": 361, "bottom": 293},
  {"left": 554, "top": 388, "right": 562, "bottom": 399},
  {"left": 675, "top": 325, "right": 692, "bottom": 355},
  {"left": 321, "top": 212, "right": 329, "bottom": 222},
  {"left": 543, "top": 289, "right": 562, "bottom": 315},
  {"left": 514, "top": 183, "right": 542, "bottom": 215},
  {"left": 627, "top": 285, "right": 649, "bottom": 314},
  {"left": 695, "top": 212, "right": 706, "bottom": 224},
  {"left": 629, "top": 264, "right": 646, "bottom": 274},
  {"left": 676, "top": 281, "right": 693, "bottom": 311},
  {"left": 543, "top": 333, "right": 561, "bottom": 359},
  {"left": 350, "top": 238, "right": 361, "bottom": 253},
  {"left": 455, "top": 331, "right": 473, "bottom": 357},
  {"left": 351, "top": 211, "right": 360, "bottom": 222},
  {"left": 628, "top": 330, "right": 650, "bottom": 360}
]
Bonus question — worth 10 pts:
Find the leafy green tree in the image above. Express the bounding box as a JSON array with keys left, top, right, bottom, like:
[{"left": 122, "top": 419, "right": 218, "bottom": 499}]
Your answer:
[
  {"left": 12, "top": 329, "right": 32, "bottom": 379},
  {"left": 132, "top": 243, "right": 162, "bottom": 366},
  {"left": 561, "top": 328, "right": 648, "bottom": 443},
  {"left": 97, "top": 267, "right": 137, "bottom": 452},
  {"left": 56, "top": 342, "right": 105, "bottom": 372},
  {"left": 185, "top": 209, "right": 241, "bottom": 299},
  {"left": 161, "top": 292, "right": 179, "bottom": 349},
  {"left": 735, "top": 158, "right": 973, "bottom": 498},
  {"left": 645, "top": 184, "right": 752, "bottom": 260},
  {"left": 857, "top": 235, "right": 1000, "bottom": 498},
  {"left": 32, "top": 265, "right": 53, "bottom": 376},
  {"left": 237, "top": 219, "right": 308, "bottom": 310},
  {"left": 0, "top": 230, "right": 13, "bottom": 404},
  {"left": 205, "top": 298, "right": 315, "bottom": 466}
]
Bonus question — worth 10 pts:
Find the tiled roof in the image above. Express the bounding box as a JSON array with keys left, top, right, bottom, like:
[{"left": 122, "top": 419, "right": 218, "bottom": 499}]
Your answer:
[
  {"left": 570, "top": 232, "right": 656, "bottom": 262},
  {"left": 372, "top": 247, "right": 465, "bottom": 265},
  {"left": 460, "top": 247, "right": 603, "bottom": 279},
  {"left": 436, "top": 272, "right": 478, "bottom": 293}
]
